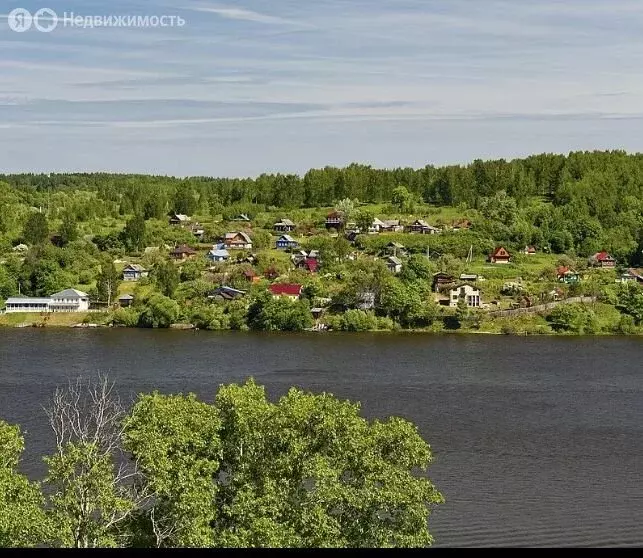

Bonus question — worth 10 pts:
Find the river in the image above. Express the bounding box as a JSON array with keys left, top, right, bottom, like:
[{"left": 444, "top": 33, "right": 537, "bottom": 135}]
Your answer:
[{"left": 0, "top": 329, "right": 641, "bottom": 547}]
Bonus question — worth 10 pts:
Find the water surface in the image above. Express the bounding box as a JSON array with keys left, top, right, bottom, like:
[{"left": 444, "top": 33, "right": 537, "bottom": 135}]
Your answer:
[{"left": 0, "top": 329, "right": 641, "bottom": 547}]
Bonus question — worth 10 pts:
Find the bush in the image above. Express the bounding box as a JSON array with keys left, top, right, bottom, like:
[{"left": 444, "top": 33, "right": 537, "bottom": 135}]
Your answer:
[
  {"left": 112, "top": 307, "right": 141, "bottom": 327},
  {"left": 339, "top": 310, "right": 378, "bottom": 331}
]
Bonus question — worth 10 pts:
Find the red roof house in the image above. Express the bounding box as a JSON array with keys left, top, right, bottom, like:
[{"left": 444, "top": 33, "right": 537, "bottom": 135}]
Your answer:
[
  {"left": 590, "top": 251, "right": 616, "bottom": 268},
  {"left": 269, "top": 284, "right": 303, "bottom": 300},
  {"left": 489, "top": 246, "right": 511, "bottom": 264},
  {"left": 297, "top": 258, "right": 319, "bottom": 273}
]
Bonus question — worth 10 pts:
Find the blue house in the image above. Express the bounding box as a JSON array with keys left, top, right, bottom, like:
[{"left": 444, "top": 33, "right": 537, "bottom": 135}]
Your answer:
[
  {"left": 207, "top": 244, "right": 230, "bottom": 262},
  {"left": 275, "top": 234, "right": 299, "bottom": 250},
  {"left": 122, "top": 264, "right": 149, "bottom": 282}
]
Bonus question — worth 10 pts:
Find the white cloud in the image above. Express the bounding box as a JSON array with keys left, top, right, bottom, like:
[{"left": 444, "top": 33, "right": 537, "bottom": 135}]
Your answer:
[{"left": 187, "top": 5, "right": 304, "bottom": 26}]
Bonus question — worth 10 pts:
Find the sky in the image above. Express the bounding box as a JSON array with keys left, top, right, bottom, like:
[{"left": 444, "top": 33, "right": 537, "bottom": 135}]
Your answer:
[{"left": 1, "top": 0, "right": 643, "bottom": 177}]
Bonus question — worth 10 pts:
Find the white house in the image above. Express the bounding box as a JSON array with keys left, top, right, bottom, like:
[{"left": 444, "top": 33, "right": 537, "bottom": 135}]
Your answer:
[
  {"left": 3, "top": 289, "right": 90, "bottom": 314},
  {"left": 449, "top": 284, "right": 481, "bottom": 308},
  {"left": 207, "top": 244, "right": 230, "bottom": 262},
  {"left": 386, "top": 256, "right": 403, "bottom": 274}
]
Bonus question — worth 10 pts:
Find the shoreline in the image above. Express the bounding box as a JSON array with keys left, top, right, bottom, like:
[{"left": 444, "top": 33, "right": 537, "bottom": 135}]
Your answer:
[{"left": 0, "top": 321, "right": 640, "bottom": 337}]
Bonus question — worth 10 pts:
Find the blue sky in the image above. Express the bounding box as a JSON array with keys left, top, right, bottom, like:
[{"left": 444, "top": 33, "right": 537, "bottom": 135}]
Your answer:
[{"left": 1, "top": 0, "right": 643, "bottom": 177}]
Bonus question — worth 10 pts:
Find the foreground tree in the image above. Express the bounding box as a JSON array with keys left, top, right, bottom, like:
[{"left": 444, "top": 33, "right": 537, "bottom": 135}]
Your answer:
[
  {"left": 125, "top": 380, "right": 444, "bottom": 548},
  {"left": 1, "top": 377, "right": 443, "bottom": 548},
  {"left": 0, "top": 422, "right": 50, "bottom": 547},
  {"left": 43, "top": 377, "right": 141, "bottom": 548}
]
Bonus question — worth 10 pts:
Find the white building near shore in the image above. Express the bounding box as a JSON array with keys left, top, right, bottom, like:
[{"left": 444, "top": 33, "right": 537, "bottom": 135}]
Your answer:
[{"left": 2, "top": 289, "right": 90, "bottom": 314}]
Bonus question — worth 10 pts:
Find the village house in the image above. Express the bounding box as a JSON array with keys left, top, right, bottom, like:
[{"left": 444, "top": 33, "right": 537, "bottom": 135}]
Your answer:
[
  {"left": 207, "top": 244, "right": 230, "bottom": 262},
  {"left": 489, "top": 247, "right": 512, "bottom": 264},
  {"left": 273, "top": 218, "right": 296, "bottom": 232},
  {"left": 170, "top": 244, "right": 197, "bottom": 261},
  {"left": 122, "top": 264, "right": 149, "bottom": 282},
  {"left": 523, "top": 246, "right": 537, "bottom": 256},
  {"left": 208, "top": 286, "right": 246, "bottom": 301},
  {"left": 590, "top": 251, "right": 616, "bottom": 268},
  {"left": 451, "top": 219, "right": 472, "bottom": 232},
  {"left": 386, "top": 242, "right": 406, "bottom": 257},
  {"left": 3, "top": 289, "right": 90, "bottom": 314},
  {"left": 408, "top": 219, "right": 440, "bottom": 234},
  {"left": 243, "top": 269, "right": 261, "bottom": 284},
  {"left": 169, "top": 213, "right": 190, "bottom": 226},
  {"left": 369, "top": 218, "right": 387, "bottom": 234},
  {"left": 224, "top": 232, "right": 253, "bottom": 250},
  {"left": 269, "top": 283, "right": 303, "bottom": 300},
  {"left": 380, "top": 219, "right": 404, "bottom": 233},
  {"left": 386, "top": 256, "right": 403, "bottom": 274},
  {"left": 264, "top": 267, "right": 280, "bottom": 280},
  {"left": 118, "top": 294, "right": 134, "bottom": 308},
  {"left": 275, "top": 234, "right": 299, "bottom": 250},
  {"left": 325, "top": 211, "right": 345, "bottom": 230},
  {"left": 557, "top": 266, "right": 580, "bottom": 284},
  {"left": 449, "top": 284, "right": 481, "bottom": 308},
  {"left": 190, "top": 224, "right": 205, "bottom": 241},
  {"left": 296, "top": 258, "right": 319, "bottom": 273},
  {"left": 619, "top": 268, "right": 643, "bottom": 283},
  {"left": 432, "top": 272, "right": 456, "bottom": 293}
]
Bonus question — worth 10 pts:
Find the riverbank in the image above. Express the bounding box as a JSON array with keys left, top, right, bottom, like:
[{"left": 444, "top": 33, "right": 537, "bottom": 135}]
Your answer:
[{"left": 1, "top": 311, "right": 641, "bottom": 336}]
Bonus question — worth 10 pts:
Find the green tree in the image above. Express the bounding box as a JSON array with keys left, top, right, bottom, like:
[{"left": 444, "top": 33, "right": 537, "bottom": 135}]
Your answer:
[
  {"left": 355, "top": 210, "right": 374, "bottom": 234},
  {"left": 96, "top": 256, "right": 121, "bottom": 306},
  {"left": 124, "top": 379, "right": 443, "bottom": 547},
  {"left": 153, "top": 261, "right": 180, "bottom": 298},
  {"left": 391, "top": 186, "right": 413, "bottom": 212},
  {"left": 23, "top": 212, "right": 49, "bottom": 246},
  {"left": 0, "top": 421, "right": 50, "bottom": 547},
  {"left": 247, "top": 296, "right": 313, "bottom": 332},
  {"left": 122, "top": 215, "right": 147, "bottom": 253},
  {"left": 59, "top": 212, "right": 79, "bottom": 246},
  {"left": 138, "top": 294, "right": 180, "bottom": 328},
  {"left": 42, "top": 377, "right": 139, "bottom": 548}
]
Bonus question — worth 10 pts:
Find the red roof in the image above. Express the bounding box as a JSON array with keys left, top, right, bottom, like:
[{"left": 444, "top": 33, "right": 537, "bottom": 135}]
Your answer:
[
  {"left": 557, "top": 266, "right": 570, "bottom": 275},
  {"left": 594, "top": 251, "right": 613, "bottom": 261},
  {"left": 491, "top": 247, "right": 510, "bottom": 258},
  {"left": 303, "top": 258, "right": 318, "bottom": 272},
  {"left": 269, "top": 284, "right": 302, "bottom": 297}
]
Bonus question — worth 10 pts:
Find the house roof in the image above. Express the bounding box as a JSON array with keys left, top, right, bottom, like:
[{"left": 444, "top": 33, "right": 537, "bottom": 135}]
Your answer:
[
  {"left": 275, "top": 218, "right": 295, "bottom": 226},
  {"left": 387, "top": 256, "right": 402, "bottom": 265},
  {"left": 326, "top": 211, "right": 343, "bottom": 220},
  {"left": 491, "top": 247, "right": 511, "bottom": 258},
  {"left": 451, "top": 283, "right": 480, "bottom": 292},
  {"left": 118, "top": 294, "right": 134, "bottom": 301},
  {"left": 269, "top": 284, "right": 302, "bottom": 296},
  {"left": 383, "top": 219, "right": 400, "bottom": 227},
  {"left": 171, "top": 244, "right": 196, "bottom": 254},
  {"left": 233, "top": 214, "right": 251, "bottom": 221},
  {"left": 278, "top": 234, "right": 297, "bottom": 243},
  {"left": 387, "top": 242, "right": 405, "bottom": 249},
  {"left": 593, "top": 251, "right": 614, "bottom": 261},
  {"left": 209, "top": 249, "right": 229, "bottom": 258},
  {"left": 124, "top": 264, "right": 147, "bottom": 272},
  {"left": 225, "top": 232, "right": 252, "bottom": 243},
  {"left": 372, "top": 218, "right": 387, "bottom": 227},
  {"left": 5, "top": 296, "right": 53, "bottom": 304},
  {"left": 302, "top": 258, "right": 318, "bottom": 272},
  {"left": 626, "top": 268, "right": 643, "bottom": 279},
  {"left": 524, "top": 245, "right": 536, "bottom": 252},
  {"left": 51, "top": 289, "right": 89, "bottom": 299}
]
